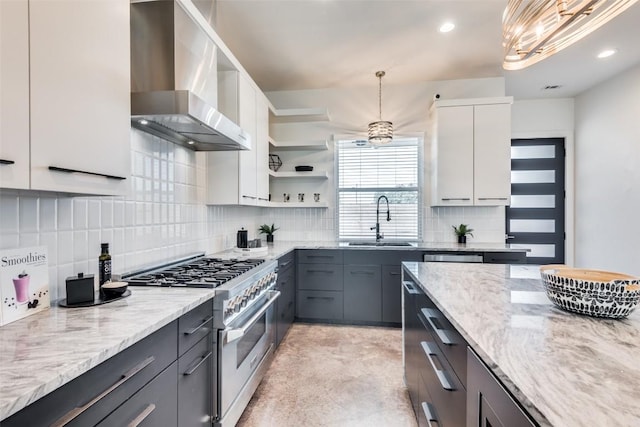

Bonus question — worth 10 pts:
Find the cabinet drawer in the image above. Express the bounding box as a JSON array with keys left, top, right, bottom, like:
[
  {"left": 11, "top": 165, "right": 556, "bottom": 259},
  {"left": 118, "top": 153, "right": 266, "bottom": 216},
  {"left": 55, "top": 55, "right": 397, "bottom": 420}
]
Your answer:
[
  {"left": 382, "top": 265, "right": 403, "bottom": 324},
  {"left": 483, "top": 251, "right": 526, "bottom": 264},
  {"left": 343, "top": 265, "right": 381, "bottom": 322},
  {"left": 344, "top": 250, "right": 423, "bottom": 265},
  {"left": 297, "top": 249, "right": 343, "bottom": 264},
  {"left": 418, "top": 305, "right": 468, "bottom": 388},
  {"left": 297, "top": 264, "right": 344, "bottom": 291},
  {"left": 178, "top": 336, "right": 214, "bottom": 427},
  {"left": 97, "top": 361, "right": 178, "bottom": 427},
  {"left": 178, "top": 300, "right": 213, "bottom": 356},
  {"left": 3, "top": 321, "right": 178, "bottom": 427},
  {"left": 419, "top": 339, "right": 466, "bottom": 427},
  {"left": 297, "top": 290, "right": 343, "bottom": 320},
  {"left": 277, "top": 250, "right": 295, "bottom": 272}
]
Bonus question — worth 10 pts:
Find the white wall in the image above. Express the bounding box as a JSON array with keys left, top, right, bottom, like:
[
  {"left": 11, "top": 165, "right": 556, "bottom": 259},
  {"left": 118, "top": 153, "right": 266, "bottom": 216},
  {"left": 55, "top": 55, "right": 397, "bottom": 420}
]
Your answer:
[
  {"left": 267, "top": 77, "right": 509, "bottom": 243},
  {"left": 574, "top": 64, "right": 640, "bottom": 275},
  {"left": 511, "top": 98, "right": 575, "bottom": 264}
]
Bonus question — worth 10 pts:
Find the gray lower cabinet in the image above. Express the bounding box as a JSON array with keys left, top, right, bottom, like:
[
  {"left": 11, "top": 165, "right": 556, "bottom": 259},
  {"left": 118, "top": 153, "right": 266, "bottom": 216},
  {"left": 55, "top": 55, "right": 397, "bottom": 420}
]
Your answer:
[
  {"left": 381, "top": 265, "right": 403, "bottom": 323},
  {"left": 297, "top": 250, "right": 343, "bottom": 321},
  {"left": 97, "top": 361, "right": 178, "bottom": 426},
  {"left": 178, "top": 334, "right": 214, "bottom": 426},
  {"left": 467, "top": 347, "right": 536, "bottom": 427},
  {"left": 276, "top": 251, "right": 296, "bottom": 347},
  {"left": 297, "top": 263, "right": 343, "bottom": 291},
  {"left": 343, "top": 264, "right": 381, "bottom": 322}
]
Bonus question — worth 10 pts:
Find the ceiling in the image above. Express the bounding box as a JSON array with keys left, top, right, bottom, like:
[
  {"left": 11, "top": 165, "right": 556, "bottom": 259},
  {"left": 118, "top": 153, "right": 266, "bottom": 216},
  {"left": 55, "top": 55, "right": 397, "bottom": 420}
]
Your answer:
[{"left": 214, "top": 0, "right": 640, "bottom": 99}]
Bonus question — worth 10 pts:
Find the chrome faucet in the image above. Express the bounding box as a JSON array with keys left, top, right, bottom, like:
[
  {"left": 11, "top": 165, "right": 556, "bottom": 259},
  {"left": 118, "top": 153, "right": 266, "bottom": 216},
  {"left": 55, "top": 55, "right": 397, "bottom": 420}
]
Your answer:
[{"left": 370, "top": 195, "right": 391, "bottom": 242}]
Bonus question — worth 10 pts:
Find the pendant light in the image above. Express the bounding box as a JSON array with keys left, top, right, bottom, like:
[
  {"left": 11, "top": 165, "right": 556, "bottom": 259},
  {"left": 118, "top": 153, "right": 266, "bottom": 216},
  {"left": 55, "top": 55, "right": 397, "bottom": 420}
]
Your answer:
[
  {"left": 368, "top": 71, "right": 393, "bottom": 145},
  {"left": 503, "top": 0, "right": 637, "bottom": 70}
]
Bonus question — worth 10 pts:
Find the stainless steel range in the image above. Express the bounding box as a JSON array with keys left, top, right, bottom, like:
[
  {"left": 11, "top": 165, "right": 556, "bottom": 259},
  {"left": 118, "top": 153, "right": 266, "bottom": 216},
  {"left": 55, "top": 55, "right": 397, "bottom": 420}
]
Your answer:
[{"left": 124, "top": 253, "right": 279, "bottom": 427}]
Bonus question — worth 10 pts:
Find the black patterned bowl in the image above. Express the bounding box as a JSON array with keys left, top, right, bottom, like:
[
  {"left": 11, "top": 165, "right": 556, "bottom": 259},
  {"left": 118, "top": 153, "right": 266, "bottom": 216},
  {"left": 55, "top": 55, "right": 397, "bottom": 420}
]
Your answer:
[{"left": 540, "top": 265, "right": 640, "bottom": 319}]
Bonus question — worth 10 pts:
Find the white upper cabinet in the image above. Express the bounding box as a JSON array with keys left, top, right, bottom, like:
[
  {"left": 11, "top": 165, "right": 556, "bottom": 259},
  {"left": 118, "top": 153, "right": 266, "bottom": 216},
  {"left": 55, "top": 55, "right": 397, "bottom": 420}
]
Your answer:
[
  {"left": 28, "top": 0, "right": 130, "bottom": 195},
  {"left": 255, "top": 93, "right": 270, "bottom": 204},
  {"left": 0, "top": 0, "right": 30, "bottom": 190},
  {"left": 473, "top": 103, "right": 511, "bottom": 205},
  {"left": 431, "top": 97, "right": 512, "bottom": 207}
]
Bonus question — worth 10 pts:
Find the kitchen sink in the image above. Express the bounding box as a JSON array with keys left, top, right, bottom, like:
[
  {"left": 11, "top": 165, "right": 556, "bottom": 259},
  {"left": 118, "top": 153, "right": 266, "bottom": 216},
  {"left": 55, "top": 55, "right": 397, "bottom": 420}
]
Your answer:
[{"left": 348, "top": 242, "right": 415, "bottom": 247}]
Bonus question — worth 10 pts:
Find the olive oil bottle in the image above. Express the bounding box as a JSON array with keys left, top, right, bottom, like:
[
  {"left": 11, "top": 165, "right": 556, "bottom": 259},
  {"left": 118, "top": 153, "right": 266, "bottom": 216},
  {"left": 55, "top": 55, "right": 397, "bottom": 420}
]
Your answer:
[{"left": 98, "top": 243, "right": 112, "bottom": 285}]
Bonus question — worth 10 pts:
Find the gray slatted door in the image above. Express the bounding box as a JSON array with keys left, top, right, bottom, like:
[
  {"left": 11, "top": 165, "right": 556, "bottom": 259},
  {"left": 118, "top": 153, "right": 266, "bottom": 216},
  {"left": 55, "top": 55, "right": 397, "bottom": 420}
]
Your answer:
[{"left": 506, "top": 138, "right": 565, "bottom": 264}]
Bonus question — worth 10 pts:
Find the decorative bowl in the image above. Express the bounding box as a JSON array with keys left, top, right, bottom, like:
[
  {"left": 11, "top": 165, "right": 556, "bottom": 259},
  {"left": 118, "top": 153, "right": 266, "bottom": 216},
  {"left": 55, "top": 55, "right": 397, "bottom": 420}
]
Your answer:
[
  {"left": 295, "top": 165, "right": 313, "bottom": 172},
  {"left": 539, "top": 265, "right": 640, "bottom": 319},
  {"left": 101, "top": 281, "right": 128, "bottom": 299}
]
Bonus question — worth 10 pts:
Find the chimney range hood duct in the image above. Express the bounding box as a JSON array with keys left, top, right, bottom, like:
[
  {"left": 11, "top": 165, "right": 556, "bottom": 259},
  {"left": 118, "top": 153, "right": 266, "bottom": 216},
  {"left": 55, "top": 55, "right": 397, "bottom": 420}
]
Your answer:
[{"left": 130, "top": 1, "right": 250, "bottom": 151}]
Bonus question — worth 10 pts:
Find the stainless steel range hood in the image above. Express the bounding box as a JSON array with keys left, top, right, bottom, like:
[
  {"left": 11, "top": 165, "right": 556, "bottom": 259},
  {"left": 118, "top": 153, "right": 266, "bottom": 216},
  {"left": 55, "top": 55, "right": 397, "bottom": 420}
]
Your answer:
[{"left": 130, "top": 1, "right": 250, "bottom": 151}]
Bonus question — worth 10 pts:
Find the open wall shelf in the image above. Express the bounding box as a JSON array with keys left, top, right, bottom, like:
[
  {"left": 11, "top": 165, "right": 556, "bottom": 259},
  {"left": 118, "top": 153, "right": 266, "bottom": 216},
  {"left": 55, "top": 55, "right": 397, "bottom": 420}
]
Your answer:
[{"left": 268, "top": 138, "right": 329, "bottom": 151}]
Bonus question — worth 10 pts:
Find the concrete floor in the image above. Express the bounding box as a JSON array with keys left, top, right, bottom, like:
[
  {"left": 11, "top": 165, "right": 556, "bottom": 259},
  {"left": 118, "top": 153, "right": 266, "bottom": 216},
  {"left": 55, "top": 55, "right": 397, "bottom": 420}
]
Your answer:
[{"left": 237, "top": 323, "right": 418, "bottom": 427}]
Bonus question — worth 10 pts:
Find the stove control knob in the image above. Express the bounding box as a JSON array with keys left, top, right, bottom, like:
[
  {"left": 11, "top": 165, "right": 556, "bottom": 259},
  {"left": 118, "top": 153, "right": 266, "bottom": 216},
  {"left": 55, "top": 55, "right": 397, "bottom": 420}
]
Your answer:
[
  {"left": 241, "top": 297, "right": 249, "bottom": 307},
  {"left": 234, "top": 303, "right": 241, "bottom": 313}
]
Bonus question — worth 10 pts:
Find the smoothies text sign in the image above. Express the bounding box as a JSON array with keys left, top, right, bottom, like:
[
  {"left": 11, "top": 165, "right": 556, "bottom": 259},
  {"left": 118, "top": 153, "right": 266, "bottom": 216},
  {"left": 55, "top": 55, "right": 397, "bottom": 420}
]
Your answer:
[{"left": 0, "top": 246, "right": 50, "bottom": 326}]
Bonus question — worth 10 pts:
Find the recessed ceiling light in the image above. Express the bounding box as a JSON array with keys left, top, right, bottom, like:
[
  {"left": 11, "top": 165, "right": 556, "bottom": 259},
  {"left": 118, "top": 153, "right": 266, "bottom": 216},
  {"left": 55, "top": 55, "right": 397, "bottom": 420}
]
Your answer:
[
  {"left": 187, "top": 140, "right": 195, "bottom": 145},
  {"left": 138, "top": 119, "right": 149, "bottom": 125},
  {"left": 439, "top": 22, "right": 455, "bottom": 33},
  {"left": 597, "top": 49, "right": 618, "bottom": 59}
]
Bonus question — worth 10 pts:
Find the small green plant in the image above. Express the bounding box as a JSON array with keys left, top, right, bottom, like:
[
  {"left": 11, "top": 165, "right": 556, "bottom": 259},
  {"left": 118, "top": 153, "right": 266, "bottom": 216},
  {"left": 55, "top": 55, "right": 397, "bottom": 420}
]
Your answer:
[
  {"left": 258, "top": 223, "right": 279, "bottom": 236},
  {"left": 452, "top": 224, "right": 474, "bottom": 237}
]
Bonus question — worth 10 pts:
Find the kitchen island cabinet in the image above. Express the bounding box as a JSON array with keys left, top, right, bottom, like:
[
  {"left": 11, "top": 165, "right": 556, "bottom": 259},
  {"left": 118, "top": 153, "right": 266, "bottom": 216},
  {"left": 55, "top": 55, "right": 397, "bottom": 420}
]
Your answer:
[
  {"left": 403, "top": 261, "right": 640, "bottom": 426},
  {"left": 0, "top": 0, "right": 131, "bottom": 195}
]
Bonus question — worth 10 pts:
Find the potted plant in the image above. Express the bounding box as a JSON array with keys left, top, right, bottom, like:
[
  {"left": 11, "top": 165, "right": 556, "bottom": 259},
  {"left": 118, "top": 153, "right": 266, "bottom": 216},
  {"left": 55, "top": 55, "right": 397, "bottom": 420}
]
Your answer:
[
  {"left": 452, "top": 224, "right": 474, "bottom": 244},
  {"left": 259, "top": 223, "right": 279, "bottom": 243}
]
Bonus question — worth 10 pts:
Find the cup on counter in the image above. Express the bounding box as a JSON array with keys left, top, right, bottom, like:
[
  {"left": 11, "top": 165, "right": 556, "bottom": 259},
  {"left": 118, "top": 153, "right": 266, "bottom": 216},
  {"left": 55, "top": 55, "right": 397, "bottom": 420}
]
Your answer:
[
  {"left": 314, "top": 193, "right": 320, "bottom": 202},
  {"left": 298, "top": 193, "right": 305, "bottom": 202}
]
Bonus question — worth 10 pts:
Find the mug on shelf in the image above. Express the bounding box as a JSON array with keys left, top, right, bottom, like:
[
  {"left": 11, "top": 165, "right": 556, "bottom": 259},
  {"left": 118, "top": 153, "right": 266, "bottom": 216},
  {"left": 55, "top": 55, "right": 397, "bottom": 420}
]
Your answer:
[
  {"left": 314, "top": 193, "right": 320, "bottom": 202},
  {"left": 283, "top": 193, "right": 290, "bottom": 202},
  {"left": 298, "top": 193, "right": 305, "bottom": 202}
]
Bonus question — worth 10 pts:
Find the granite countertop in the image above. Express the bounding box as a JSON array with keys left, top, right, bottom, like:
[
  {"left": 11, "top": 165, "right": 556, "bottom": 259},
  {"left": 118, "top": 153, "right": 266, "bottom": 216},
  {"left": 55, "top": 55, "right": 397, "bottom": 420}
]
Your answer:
[
  {"left": 215, "top": 240, "right": 528, "bottom": 261},
  {"left": 403, "top": 262, "right": 640, "bottom": 427},
  {"left": 0, "top": 286, "right": 215, "bottom": 421}
]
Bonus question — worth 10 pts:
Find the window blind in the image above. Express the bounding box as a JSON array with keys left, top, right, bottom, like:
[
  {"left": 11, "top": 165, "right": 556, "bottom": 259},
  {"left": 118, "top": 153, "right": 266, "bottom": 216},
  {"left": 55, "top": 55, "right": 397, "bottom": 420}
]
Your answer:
[{"left": 337, "top": 138, "right": 420, "bottom": 240}]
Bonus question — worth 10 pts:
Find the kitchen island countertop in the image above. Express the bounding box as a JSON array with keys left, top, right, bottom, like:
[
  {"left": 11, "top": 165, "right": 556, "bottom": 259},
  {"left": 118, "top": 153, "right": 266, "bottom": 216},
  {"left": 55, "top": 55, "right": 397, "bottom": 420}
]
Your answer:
[
  {"left": 403, "top": 262, "right": 640, "bottom": 426},
  {"left": 0, "top": 286, "right": 215, "bottom": 421}
]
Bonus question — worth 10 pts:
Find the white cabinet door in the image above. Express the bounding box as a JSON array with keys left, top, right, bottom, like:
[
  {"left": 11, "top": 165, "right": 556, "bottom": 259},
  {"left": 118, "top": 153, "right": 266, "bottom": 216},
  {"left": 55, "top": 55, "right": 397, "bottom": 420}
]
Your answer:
[
  {"left": 474, "top": 103, "right": 511, "bottom": 206},
  {"left": 255, "top": 93, "right": 270, "bottom": 204},
  {"left": 29, "top": 0, "right": 130, "bottom": 195},
  {"left": 0, "top": 0, "right": 30, "bottom": 190},
  {"left": 431, "top": 105, "right": 474, "bottom": 206},
  {"left": 237, "top": 74, "right": 257, "bottom": 205}
]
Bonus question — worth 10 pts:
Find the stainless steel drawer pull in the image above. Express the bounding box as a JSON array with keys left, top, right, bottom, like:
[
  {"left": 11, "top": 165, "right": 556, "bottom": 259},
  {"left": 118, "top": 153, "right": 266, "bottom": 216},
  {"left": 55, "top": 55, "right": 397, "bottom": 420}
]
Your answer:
[
  {"left": 280, "top": 260, "right": 292, "bottom": 268},
  {"left": 441, "top": 197, "right": 470, "bottom": 201},
  {"left": 421, "top": 341, "right": 455, "bottom": 391},
  {"left": 307, "top": 255, "right": 333, "bottom": 258},
  {"left": 0, "top": 159, "right": 15, "bottom": 165},
  {"left": 421, "top": 402, "right": 440, "bottom": 427},
  {"left": 306, "top": 269, "right": 334, "bottom": 274},
  {"left": 350, "top": 271, "right": 374, "bottom": 275},
  {"left": 183, "top": 351, "right": 213, "bottom": 376},
  {"left": 48, "top": 166, "right": 126, "bottom": 180},
  {"left": 478, "top": 197, "right": 509, "bottom": 201},
  {"left": 127, "top": 403, "right": 156, "bottom": 427},
  {"left": 389, "top": 272, "right": 401, "bottom": 276},
  {"left": 306, "top": 296, "right": 334, "bottom": 300},
  {"left": 402, "top": 281, "right": 421, "bottom": 295},
  {"left": 52, "top": 356, "right": 156, "bottom": 427},
  {"left": 422, "top": 308, "right": 454, "bottom": 345},
  {"left": 183, "top": 315, "right": 213, "bottom": 335}
]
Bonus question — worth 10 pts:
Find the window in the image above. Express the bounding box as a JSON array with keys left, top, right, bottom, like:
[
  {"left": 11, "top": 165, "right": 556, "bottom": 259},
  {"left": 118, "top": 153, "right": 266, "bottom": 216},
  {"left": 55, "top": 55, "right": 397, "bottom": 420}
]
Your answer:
[{"left": 336, "top": 137, "right": 421, "bottom": 240}]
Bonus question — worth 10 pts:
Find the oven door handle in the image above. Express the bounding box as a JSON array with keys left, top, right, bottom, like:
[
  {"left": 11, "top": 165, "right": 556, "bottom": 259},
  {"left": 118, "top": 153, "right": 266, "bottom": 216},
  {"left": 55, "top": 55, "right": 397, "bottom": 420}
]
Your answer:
[{"left": 224, "top": 290, "right": 281, "bottom": 344}]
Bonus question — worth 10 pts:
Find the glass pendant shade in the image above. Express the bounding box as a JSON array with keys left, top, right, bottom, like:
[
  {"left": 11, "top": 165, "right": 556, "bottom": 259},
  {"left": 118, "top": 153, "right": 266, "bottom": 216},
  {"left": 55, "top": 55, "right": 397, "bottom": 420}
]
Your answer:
[
  {"left": 368, "top": 71, "right": 393, "bottom": 146},
  {"left": 503, "top": 0, "right": 637, "bottom": 70}
]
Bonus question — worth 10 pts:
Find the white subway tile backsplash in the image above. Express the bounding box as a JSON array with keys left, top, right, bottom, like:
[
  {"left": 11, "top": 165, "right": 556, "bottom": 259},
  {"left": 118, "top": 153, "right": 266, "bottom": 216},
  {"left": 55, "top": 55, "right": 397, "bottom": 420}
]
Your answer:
[
  {"left": 18, "top": 197, "right": 38, "bottom": 233},
  {"left": 73, "top": 199, "right": 88, "bottom": 230},
  {"left": 73, "top": 230, "right": 88, "bottom": 262},
  {"left": 19, "top": 232, "right": 39, "bottom": 247},
  {"left": 88, "top": 199, "right": 101, "bottom": 229},
  {"left": 113, "top": 199, "right": 125, "bottom": 227},
  {"left": 58, "top": 231, "right": 74, "bottom": 264},
  {"left": 40, "top": 197, "right": 57, "bottom": 232},
  {"left": 0, "top": 194, "right": 19, "bottom": 233},
  {"left": 101, "top": 200, "right": 113, "bottom": 228}
]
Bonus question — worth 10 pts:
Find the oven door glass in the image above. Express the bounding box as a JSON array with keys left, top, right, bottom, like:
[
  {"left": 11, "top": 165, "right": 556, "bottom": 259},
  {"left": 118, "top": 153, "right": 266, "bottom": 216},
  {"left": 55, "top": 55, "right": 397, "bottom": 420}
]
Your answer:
[{"left": 236, "top": 313, "right": 266, "bottom": 368}]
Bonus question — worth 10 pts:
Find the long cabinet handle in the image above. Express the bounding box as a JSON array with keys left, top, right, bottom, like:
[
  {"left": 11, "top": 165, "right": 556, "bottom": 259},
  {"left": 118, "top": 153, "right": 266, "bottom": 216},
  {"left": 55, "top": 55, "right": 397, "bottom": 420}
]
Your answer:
[
  {"left": 306, "top": 255, "right": 333, "bottom": 258},
  {"left": 51, "top": 356, "right": 155, "bottom": 427},
  {"left": 421, "top": 308, "right": 454, "bottom": 345},
  {"left": 183, "top": 315, "right": 213, "bottom": 336},
  {"left": 478, "top": 197, "right": 509, "bottom": 201},
  {"left": 48, "top": 166, "right": 126, "bottom": 180},
  {"left": 0, "top": 159, "right": 15, "bottom": 165},
  {"left": 421, "top": 402, "right": 440, "bottom": 427},
  {"left": 183, "top": 351, "right": 213, "bottom": 376},
  {"left": 389, "top": 272, "right": 401, "bottom": 276},
  {"left": 421, "top": 341, "right": 455, "bottom": 391},
  {"left": 350, "top": 271, "right": 375, "bottom": 275},
  {"left": 258, "top": 197, "right": 270, "bottom": 201},
  {"left": 127, "top": 403, "right": 156, "bottom": 427},
  {"left": 306, "top": 296, "right": 334, "bottom": 300},
  {"left": 441, "top": 197, "right": 470, "bottom": 201},
  {"left": 242, "top": 195, "right": 257, "bottom": 200},
  {"left": 306, "top": 269, "right": 334, "bottom": 274},
  {"left": 279, "top": 260, "right": 292, "bottom": 268}
]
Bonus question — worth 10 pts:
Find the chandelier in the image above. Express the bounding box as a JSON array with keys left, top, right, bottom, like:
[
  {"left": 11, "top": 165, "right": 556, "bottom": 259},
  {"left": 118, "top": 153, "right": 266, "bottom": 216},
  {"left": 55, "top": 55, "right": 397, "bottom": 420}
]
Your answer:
[
  {"left": 368, "top": 71, "right": 393, "bottom": 145},
  {"left": 503, "top": 0, "right": 637, "bottom": 70}
]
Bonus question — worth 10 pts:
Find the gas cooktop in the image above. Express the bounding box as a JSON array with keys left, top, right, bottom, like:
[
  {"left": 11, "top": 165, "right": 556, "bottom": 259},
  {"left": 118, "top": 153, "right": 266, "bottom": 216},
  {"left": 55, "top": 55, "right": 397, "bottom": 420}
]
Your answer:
[{"left": 125, "top": 257, "right": 265, "bottom": 288}]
